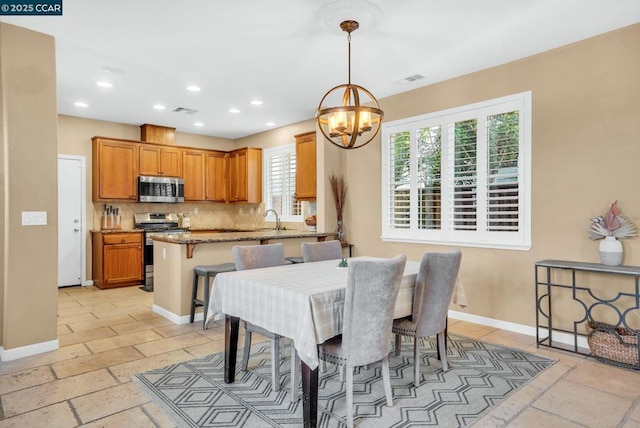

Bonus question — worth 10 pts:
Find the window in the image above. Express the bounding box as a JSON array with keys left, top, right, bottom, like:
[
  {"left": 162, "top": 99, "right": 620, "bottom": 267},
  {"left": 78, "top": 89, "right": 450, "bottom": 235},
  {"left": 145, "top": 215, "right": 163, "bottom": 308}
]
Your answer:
[
  {"left": 263, "top": 144, "right": 302, "bottom": 222},
  {"left": 382, "top": 91, "right": 531, "bottom": 250}
]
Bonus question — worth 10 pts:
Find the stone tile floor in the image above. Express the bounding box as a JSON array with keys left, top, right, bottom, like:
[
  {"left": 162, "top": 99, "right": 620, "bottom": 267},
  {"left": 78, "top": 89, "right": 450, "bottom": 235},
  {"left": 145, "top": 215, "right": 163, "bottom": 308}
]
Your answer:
[{"left": 1, "top": 285, "right": 639, "bottom": 427}]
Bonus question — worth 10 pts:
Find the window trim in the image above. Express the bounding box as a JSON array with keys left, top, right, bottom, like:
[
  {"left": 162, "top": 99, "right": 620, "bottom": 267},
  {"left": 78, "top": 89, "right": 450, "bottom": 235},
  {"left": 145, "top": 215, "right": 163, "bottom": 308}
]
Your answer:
[
  {"left": 262, "top": 144, "right": 302, "bottom": 223},
  {"left": 381, "top": 91, "right": 532, "bottom": 250}
]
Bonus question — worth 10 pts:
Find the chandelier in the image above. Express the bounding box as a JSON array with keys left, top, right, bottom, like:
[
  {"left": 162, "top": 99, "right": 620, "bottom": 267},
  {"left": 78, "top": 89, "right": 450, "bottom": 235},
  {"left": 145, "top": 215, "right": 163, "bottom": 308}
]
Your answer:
[{"left": 316, "top": 20, "right": 383, "bottom": 150}]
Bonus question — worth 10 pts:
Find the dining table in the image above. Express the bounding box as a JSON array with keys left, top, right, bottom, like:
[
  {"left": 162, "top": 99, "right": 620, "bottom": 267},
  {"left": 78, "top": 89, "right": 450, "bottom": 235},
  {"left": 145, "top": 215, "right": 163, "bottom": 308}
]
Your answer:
[{"left": 205, "top": 256, "right": 466, "bottom": 428}]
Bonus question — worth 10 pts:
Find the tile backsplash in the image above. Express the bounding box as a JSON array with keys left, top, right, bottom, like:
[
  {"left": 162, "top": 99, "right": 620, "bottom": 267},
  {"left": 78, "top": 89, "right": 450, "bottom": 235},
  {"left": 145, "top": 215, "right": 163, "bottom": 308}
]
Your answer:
[{"left": 92, "top": 202, "right": 310, "bottom": 231}]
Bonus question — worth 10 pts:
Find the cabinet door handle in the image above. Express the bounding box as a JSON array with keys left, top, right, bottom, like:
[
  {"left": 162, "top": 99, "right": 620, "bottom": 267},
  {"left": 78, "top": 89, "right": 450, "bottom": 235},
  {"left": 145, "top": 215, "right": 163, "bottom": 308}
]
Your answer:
[{"left": 121, "top": 239, "right": 126, "bottom": 243}]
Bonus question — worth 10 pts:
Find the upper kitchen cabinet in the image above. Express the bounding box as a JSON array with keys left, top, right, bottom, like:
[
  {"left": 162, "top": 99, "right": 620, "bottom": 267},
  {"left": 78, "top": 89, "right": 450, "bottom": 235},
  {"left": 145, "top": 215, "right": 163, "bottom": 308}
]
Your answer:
[
  {"left": 139, "top": 145, "right": 182, "bottom": 177},
  {"left": 228, "top": 147, "right": 262, "bottom": 203},
  {"left": 182, "top": 148, "right": 206, "bottom": 201},
  {"left": 205, "top": 151, "right": 228, "bottom": 202},
  {"left": 140, "top": 123, "right": 176, "bottom": 145},
  {"left": 92, "top": 137, "right": 139, "bottom": 201},
  {"left": 295, "top": 131, "right": 316, "bottom": 201}
]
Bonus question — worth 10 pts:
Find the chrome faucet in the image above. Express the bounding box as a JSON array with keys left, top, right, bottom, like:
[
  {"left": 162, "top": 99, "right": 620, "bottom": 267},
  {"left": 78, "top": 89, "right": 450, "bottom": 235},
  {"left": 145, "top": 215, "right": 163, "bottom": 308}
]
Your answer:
[{"left": 264, "top": 209, "right": 282, "bottom": 230}]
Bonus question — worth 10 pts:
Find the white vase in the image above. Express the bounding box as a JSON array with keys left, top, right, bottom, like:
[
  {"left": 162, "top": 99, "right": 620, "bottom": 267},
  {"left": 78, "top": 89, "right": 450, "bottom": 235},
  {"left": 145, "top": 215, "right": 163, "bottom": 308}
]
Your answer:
[{"left": 599, "top": 236, "right": 623, "bottom": 266}]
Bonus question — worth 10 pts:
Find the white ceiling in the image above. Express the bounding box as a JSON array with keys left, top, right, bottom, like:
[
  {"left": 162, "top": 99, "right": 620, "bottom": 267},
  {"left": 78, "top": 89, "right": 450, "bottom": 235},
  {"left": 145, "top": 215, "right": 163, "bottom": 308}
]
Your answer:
[{"left": 1, "top": 0, "right": 639, "bottom": 139}]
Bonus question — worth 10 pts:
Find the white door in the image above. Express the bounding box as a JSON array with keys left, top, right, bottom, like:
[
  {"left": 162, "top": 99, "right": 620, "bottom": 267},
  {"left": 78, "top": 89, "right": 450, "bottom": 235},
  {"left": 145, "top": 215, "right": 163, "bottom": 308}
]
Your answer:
[{"left": 58, "top": 155, "right": 85, "bottom": 287}]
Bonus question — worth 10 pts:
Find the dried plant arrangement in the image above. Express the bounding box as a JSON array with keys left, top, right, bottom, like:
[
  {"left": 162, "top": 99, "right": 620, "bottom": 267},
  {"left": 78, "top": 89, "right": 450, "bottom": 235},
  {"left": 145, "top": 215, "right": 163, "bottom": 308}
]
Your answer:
[
  {"left": 329, "top": 174, "right": 348, "bottom": 241},
  {"left": 588, "top": 201, "right": 636, "bottom": 240},
  {"left": 329, "top": 174, "right": 347, "bottom": 221}
]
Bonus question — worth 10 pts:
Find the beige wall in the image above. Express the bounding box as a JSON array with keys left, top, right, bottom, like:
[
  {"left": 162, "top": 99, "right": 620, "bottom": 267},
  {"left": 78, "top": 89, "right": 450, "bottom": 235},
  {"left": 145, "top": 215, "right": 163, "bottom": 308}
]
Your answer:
[{"left": 0, "top": 23, "right": 58, "bottom": 350}]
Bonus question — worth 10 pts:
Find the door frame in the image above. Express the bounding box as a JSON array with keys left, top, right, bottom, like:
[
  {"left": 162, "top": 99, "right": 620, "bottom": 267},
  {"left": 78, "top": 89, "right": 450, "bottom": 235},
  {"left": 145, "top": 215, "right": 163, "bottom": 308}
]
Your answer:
[{"left": 58, "top": 154, "right": 90, "bottom": 286}]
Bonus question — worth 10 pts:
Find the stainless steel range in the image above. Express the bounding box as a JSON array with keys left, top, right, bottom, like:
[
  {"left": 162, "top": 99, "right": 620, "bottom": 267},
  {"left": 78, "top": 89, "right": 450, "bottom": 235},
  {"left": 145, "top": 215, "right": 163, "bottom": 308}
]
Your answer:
[{"left": 135, "top": 213, "right": 188, "bottom": 292}]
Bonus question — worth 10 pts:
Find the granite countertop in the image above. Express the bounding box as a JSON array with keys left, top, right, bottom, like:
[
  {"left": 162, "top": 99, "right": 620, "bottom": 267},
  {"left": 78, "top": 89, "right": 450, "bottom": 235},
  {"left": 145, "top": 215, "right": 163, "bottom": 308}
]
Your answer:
[
  {"left": 150, "top": 229, "right": 330, "bottom": 244},
  {"left": 92, "top": 229, "right": 143, "bottom": 234}
]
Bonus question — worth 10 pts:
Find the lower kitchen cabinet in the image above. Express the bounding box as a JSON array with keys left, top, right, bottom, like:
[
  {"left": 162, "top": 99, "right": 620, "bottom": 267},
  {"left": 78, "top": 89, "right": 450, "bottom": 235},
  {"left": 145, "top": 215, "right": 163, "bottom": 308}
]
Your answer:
[{"left": 92, "top": 231, "right": 143, "bottom": 289}]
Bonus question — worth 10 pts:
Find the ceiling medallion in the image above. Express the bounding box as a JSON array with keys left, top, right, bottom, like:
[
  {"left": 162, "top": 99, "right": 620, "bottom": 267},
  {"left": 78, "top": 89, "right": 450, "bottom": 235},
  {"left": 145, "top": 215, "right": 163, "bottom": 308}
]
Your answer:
[{"left": 315, "top": 0, "right": 383, "bottom": 33}]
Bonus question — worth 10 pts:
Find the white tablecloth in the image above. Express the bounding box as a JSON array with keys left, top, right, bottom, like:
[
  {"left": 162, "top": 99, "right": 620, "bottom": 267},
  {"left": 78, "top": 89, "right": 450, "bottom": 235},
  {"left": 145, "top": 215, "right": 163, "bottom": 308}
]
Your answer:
[{"left": 206, "top": 257, "right": 465, "bottom": 370}]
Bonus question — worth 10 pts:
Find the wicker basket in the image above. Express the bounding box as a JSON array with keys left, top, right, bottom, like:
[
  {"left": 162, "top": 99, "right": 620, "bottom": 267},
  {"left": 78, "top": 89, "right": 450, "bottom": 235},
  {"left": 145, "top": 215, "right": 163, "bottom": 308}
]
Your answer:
[{"left": 586, "top": 320, "right": 640, "bottom": 366}]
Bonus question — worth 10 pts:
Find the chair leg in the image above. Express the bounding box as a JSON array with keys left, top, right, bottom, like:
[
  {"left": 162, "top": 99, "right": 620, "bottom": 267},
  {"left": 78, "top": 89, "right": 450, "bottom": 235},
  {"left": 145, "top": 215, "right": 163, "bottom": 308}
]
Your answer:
[
  {"left": 437, "top": 318, "right": 448, "bottom": 360},
  {"left": 381, "top": 356, "right": 393, "bottom": 407},
  {"left": 241, "top": 327, "right": 251, "bottom": 371},
  {"left": 346, "top": 366, "right": 354, "bottom": 428},
  {"left": 394, "top": 334, "right": 402, "bottom": 356},
  {"left": 190, "top": 272, "right": 199, "bottom": 323},
  {"left": 339, "top": 365, "right": 345, "bottom": 382},
  {"left": 437, "top": 332, "right": 448, "bottom": 371},
  {"left": 413, "top": 337, "right": 421, "bottom": 387},
  {"left": 202, "top": 273, "right": 212, "bottom": 329},
  {"left": 271, "top": 336, "right": 281, "bottom": 392},
  {"left": 290, "top": 347, "right": 299, "bottom": 402}
]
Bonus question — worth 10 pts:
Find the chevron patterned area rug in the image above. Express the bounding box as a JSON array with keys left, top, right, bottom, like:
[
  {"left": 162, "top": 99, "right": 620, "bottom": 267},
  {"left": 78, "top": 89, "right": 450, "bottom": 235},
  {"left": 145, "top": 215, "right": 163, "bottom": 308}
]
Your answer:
[{"left": 134, "top": 335, "right": 555, "bottom": 427}]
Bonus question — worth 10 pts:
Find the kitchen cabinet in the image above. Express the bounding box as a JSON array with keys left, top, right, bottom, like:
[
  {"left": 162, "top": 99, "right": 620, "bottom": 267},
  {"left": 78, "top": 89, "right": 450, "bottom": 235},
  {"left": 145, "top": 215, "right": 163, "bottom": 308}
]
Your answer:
[
  {"left": 228, "top": 147, "right": 262, "bottom": 203},
  {"left": 205, "top": 151, "right": 228, "bottom": 202},
  {"left": 92, "top": 137, "right": 139, "bottom": 201},
  {"left": 295, "top": 131, "right": 316, "bottom": 201},
  {"left": 92, "top": 232, "right": 143, "bottom": 289},
  {"left": 139, "top": 145, "right": 182, "bottom": 177},
  {"left": 140, "top": 123, "right": 176, "bottom": 145},
  {"left": 182, "top": 149, "right": 206, "bottom": 201}
]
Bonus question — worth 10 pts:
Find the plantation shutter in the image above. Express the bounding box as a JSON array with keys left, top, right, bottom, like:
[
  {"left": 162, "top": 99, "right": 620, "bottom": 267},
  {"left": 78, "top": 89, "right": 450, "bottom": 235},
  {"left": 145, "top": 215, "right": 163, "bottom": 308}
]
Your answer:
[
  {"left": 389, "top": 131, "right": 411, "bottom": 229},
  {"left": 486, "top": 111, "right": 520, "bottom": 232},
  {"left": 417, "top": 125, "right": 442, "bottom": 230},
  {"left": 450, "top": 119, "right": 478, "bottom": 231},
  {"left": 265, "top": 148, "right": 300, "bottom": 217},
  {"left": 381, "top": 91, "right": 530, "bottom": 249}
]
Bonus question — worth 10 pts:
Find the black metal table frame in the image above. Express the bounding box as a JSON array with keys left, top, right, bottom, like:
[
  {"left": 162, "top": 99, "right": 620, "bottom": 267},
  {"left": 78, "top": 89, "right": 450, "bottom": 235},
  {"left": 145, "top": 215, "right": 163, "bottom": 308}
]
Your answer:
[{"left": 535, "top": 259, "right": 640, "bottom": 367}]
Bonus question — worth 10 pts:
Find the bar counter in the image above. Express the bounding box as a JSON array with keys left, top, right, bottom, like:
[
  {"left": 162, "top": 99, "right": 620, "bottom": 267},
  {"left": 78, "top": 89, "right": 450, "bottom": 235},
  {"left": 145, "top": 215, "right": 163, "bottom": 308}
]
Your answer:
[{"left": 150, "top": 229, "right": 331, "bottom": 324}]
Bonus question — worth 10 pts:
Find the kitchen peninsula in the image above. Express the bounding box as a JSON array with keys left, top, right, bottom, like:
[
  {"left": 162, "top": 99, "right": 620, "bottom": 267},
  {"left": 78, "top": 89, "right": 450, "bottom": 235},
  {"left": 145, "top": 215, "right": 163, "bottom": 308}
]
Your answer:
[{"left": 150, "top": 229, "right": 331, "bottom": 324}]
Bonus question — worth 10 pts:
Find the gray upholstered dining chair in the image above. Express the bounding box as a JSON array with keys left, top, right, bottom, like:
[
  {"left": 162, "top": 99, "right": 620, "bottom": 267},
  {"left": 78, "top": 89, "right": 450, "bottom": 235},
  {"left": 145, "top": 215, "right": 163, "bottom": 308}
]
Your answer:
[
  {"left": 392, "top": 249, "right": 462, "bottom": 387},
  {"left": 301, "top": 239, "right": 343, "bottom": 262},
  {"left": 232, "top": 243, "right": 294, "bottom": 397},
  {"left": 318, "top": 254, "right": 407, "bottom": 428}
]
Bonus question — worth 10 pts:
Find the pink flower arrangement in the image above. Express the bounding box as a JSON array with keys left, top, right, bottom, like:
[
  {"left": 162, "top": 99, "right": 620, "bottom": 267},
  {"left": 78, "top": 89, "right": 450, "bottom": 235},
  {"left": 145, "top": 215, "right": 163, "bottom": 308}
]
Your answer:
[{"left": 588, "top": 201, "right": 636, "bottom": 240}]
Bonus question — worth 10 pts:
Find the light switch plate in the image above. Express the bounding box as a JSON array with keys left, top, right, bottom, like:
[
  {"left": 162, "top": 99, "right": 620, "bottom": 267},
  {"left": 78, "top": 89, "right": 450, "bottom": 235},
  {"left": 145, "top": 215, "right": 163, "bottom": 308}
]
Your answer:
[{"left": 22, "top": 211, "right": 47, "bottom": 226}]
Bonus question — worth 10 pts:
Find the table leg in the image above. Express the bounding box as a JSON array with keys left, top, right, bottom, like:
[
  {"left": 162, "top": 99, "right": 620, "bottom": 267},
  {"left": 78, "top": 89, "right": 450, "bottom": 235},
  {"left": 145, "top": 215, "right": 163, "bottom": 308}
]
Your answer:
[
  {"left": 301, "top": 361, "right": 318, "bottom": 428},
  {"left": 224, "top": 315, "right": 240, "bottom": 383}
]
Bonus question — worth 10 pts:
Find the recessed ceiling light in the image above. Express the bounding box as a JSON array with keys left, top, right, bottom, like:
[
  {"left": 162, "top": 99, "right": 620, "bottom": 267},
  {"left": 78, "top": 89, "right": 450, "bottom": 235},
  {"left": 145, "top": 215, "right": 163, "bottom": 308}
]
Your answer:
[
  {"left": 266, "top": 122, "right": 275, "bottom": 126},
  {"left": 186, "top": 85, "right": 201, "bottom": 92},
  {"left": 96, "top": 81, "right": 113, "bottom": 88},
  {"left": 250, "top": 100, "right": 263, "bottom": 106},
  {"left": 74, "top": 101, "right": 88, "bottom": 108},
  {"left": 153, "top": 104, "right": 166, "bottom": 110},
  {"left": 101, "top": 66, "right": 126, "bottom": 75},
  {"left": 194, "top": 122, "right": 204, "bottom": 127},
  {"left": 229, "top": 108, "right": 241, "bottom": 114}
]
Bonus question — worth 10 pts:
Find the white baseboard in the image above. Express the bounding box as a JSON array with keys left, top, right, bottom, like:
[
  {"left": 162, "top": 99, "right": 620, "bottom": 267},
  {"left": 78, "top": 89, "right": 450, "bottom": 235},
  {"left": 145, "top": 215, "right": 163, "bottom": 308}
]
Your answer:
[
  {"left": 152, "top": 304, "right": 194, "bottom": 325},
  {"left": 82, "top": 280, "right": 94, "bottom": 286},
  {"left": 448, "top": 310, "right": 588, "bottom": 349},
  {"left": 0, "top": 339, "right": 59, "bottom": 362}
]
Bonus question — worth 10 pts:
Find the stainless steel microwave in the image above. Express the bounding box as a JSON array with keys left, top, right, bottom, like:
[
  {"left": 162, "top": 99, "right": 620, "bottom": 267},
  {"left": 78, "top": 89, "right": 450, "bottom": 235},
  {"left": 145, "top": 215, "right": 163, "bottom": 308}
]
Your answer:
[{"left": 138, "top": 176, "right": 185, "bottom": 203}]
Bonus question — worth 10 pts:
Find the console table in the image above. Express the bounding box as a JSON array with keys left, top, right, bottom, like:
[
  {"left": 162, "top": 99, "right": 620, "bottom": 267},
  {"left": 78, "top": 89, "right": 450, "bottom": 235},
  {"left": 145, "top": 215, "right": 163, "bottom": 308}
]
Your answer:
[{"left": 535, "top": 259, "right": 640, "bottom": 369}]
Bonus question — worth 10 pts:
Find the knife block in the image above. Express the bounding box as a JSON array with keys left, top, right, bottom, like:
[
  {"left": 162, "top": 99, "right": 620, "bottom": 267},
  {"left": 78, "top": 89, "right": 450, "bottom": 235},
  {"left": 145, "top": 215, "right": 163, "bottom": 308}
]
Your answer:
[{"left": 101, "top": 215, "right": 122, "bottom": 231}]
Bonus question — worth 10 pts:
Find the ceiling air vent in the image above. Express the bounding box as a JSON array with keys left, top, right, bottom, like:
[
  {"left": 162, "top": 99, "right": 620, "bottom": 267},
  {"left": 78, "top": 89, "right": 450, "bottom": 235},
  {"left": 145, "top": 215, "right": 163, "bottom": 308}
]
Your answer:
[
  {"left": 396, "top": 74, "right": 426, "bottom": 84},
  {"left": 172, "top": 107, "right": 199, "bottom": 115}
]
